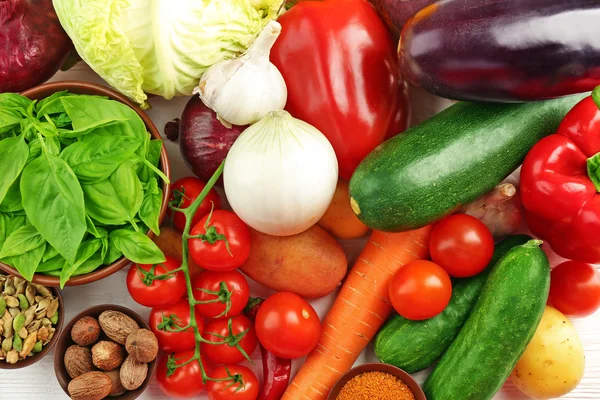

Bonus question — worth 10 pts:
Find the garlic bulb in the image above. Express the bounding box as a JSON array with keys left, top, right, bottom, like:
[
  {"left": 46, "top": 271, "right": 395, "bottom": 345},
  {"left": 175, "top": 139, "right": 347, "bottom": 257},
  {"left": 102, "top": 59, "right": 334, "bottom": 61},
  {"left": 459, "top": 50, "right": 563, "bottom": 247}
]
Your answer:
[
  {"left": 195, "top": 21, "right": 287, "bottom": 127},
  {"left": 224, "top": 111, "right": 339, "bottom": 236}
]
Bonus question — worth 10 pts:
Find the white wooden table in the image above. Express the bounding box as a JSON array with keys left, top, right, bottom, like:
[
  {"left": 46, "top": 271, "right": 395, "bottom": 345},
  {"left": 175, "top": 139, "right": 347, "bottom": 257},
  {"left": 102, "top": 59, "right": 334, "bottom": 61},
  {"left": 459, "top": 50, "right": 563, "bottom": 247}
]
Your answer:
[{"left": 0, "top": 65, "right": 598, "bottom": 399}]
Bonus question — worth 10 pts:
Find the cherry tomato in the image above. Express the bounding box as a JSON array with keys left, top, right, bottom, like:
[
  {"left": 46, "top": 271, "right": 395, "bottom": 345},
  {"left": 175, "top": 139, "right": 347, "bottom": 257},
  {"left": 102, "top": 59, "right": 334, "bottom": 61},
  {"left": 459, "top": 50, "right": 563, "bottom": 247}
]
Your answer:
[
  {"left": 157, "top": 349, "right": 211, "bottom": 398},
  {"left": 201, "top": 315, "right": 257, "bottom": 365},
  {"left": 550, "top": 261, "right": 600, "bottom": 317},
  {"left": 207, "top": 365, "right": 259, "bottom": 400},
  {"left": 150, "top": 298, "right": 202, "bottom": 352},
  {"left": 389, "top": 260, "right": 452, "bottom": 321},
  {"left": 167, "top": 176, "right": 222, "bottom": 232},
  {"left": 255, "top": 292, "right": 321, "bottom": 359},
  {"left": 189, "top": 210, "right": 251, "bottom": 271},
  {"left": 193, "top": 270, "right": 250, "bottom": 319},
  {"left": 430, "top": 214, "right": 494, "bottom": 277},
  {"left": 126, "top": 256, "right": 186, "bottom": 307}
]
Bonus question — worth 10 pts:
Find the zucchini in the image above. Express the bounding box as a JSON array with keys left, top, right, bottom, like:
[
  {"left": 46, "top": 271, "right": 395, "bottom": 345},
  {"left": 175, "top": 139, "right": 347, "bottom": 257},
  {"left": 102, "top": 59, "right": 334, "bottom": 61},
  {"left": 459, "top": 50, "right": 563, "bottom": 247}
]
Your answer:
[
  {"left": 374, "top": 234, "right": 531, "bottom": 373},
  {"left": 348, "top": 94, "right": 587, "bottom": 231},
  {"left": 422, "top": 240, "right": 550, "bottom": 400}
]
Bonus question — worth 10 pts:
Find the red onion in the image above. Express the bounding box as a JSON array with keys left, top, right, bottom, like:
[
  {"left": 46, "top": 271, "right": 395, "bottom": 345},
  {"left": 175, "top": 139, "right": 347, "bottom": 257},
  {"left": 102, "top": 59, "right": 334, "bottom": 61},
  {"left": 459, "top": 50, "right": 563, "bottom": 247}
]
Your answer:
[
  {"left": 179, "top": 95, "right": 246, "bottom": 186},
  {"left": 0, "top": 0, "right": 73, "bottom": 93},
  {"left": 461, "top": 183, "right": 524, "bottom": 240}
]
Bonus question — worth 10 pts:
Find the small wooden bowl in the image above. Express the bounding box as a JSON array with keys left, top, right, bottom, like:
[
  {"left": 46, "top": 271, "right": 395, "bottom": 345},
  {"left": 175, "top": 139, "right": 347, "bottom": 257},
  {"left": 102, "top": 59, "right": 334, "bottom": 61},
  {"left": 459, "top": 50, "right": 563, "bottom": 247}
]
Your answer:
[
  {"left": 0, "top": 81, "right": 171, "bottom": 286},
  {"left": 54, "top": 304, "right": 157, "bottom": 400},
  {"left": 0, "top": 285, "right": 64, "bottom": 370},
  {"left": 328, "top": 363, "right": 427, "bottom": 400}
]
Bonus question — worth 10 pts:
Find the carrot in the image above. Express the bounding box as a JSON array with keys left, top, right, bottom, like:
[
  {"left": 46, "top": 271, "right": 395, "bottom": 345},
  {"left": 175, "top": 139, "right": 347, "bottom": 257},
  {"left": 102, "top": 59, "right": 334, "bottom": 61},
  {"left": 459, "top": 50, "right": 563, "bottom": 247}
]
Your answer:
[{"left": 283, "top": 226, "right": 432, "bottom": 400}]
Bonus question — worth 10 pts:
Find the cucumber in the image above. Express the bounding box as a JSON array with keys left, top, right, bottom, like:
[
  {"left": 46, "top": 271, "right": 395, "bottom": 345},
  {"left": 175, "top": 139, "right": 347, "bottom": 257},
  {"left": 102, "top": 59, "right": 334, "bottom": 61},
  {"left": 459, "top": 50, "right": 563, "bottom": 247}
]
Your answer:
[
  {"left": 374, "top": 234, "right": 531, "bottom": 373},
  {"left": 422, "top": 240, "right": 550, "bottom": 400},
  {"left": 349, "top": 94, "right": 587, "bottom": 231}
]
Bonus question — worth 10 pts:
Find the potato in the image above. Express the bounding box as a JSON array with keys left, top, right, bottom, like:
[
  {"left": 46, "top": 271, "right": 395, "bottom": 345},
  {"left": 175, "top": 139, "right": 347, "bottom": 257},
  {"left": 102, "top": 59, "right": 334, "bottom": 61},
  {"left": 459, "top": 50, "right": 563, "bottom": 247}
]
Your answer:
[
  {"left": 241, "top": 226, "right": 348, "bottom": 298},
  {"left": 511, "top": 306, "right": 585, "bottom": 399},
  {"left": 318, "top": 179, "right": 369, "bottom": 239},
  {"left": 152, "top": 225, "right": 202, "bottom": 277}
]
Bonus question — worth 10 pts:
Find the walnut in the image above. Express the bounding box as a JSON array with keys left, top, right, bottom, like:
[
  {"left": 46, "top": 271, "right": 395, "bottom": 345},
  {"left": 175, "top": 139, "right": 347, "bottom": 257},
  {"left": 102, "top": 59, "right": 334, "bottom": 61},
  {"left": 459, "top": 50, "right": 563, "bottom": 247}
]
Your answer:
[
  {"left": 125, "top": 329, "right": 158, "bottom": 363},
  {"left": 67, "top": 371, "right": 112, "bottom": 400},
  {"left": 64, "top": 345, "right": 94, "bottom": 379},
  {"left": 71, "top": 316, "right": 101, "bottom": 346},
  {"left": 92, "top": 341, "right": 125, "bottom": 371},
  {"left": 98, "top": 311, "right": 139, "bottom": 345},
  {"left": 119, "top": 355, "right": 148, "bottom": 391}
]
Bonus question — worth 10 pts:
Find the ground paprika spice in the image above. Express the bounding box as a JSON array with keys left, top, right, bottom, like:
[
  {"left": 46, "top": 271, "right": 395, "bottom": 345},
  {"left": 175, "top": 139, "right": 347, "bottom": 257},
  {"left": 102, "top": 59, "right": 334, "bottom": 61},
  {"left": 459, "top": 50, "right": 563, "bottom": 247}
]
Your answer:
[{"left": 336, "top": 371, "right": 416, "bottom": 400}]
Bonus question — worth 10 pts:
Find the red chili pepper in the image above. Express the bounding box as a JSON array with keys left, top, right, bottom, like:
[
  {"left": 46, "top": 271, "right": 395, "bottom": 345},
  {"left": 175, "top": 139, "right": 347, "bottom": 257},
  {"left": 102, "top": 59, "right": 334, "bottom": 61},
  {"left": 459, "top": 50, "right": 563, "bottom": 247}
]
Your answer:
[
  {"left": 271, "top": 0, "right": 410, "bottom": 180},
  {"left": 521, "top": 87, "right": 600, "bottom": 263},
  {"left": 245, "top": 298, "right": 292, "bottom": 400}
]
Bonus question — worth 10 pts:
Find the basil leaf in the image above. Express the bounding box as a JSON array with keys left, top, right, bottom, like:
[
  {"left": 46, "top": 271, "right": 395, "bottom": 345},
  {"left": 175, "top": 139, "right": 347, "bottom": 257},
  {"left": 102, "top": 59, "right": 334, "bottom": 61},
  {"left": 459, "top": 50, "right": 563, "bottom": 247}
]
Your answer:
[
  {"left": 35, "top": 91, "right": 70, "bottom": 116},
  {"left": 103, "top": 236, "right": 122, "bottom": 265},
  {"left": 37, "top": 254, "right": 66, "bottom": 273},
  {"left": 46, "top": 136, "right": 61, "bottom": 156},
  {"left": 0, "top": 176, "right": 23, "bottom": 213},
  {"left": 82, "top": 161, "right": 143, "bottom": 226},
  {"left": 0, "top": 136, "right": 29, "bottom": 204},
  {"left": 97, "top": 227, "right": 109, "bottom": 260},
  {"left": 86, "top": 214, "right": 102, "bottom": 238},
  {"left": 57, "top": 118, "right": 129, "bottom": 139},
  {"left": 0, "top": 109, "right": 22, "bottom": 134},
  {"left": 0, "top": 224, "right": 45, "bottom": 258},
  {"left": 0, "top": 93, "right": 32, "bottom": 112},
  {"left": 139, "top": 178, "right": 162, "bottom": 236},
  {"left": 61, "top": 96, "right": 145, "bottom": 143},
  {"left": 21, "top": 152, "right": 86, "bottom": 264},
  {"left": 27, "top": 139, "right": 42, "bottom": 163},
  {"left": 2, "top": 244, "right": 44, "bottom": 281},
  {"left": 60, "top": 135, "right": 142, "bottom": 184},
  {"left": 0, "top": 214, "right": 26, "bottom": 250},
  {"left": 52, "top": 113, "right": 72, "bottom": 128},
  {"left": 72, "top": 248, "right": 104, "bottom": 276},
  {"left": 42, "top": 244, "right": 59, "bottom": 262},
  {"left": 109, "top": 229, "right": 165, "bottom": 264},
  {"left": 59, "top": 238, "right": 103, "bottom": 287},
  {"left": 34, "top": 121, "right": 58, "bottom": 137},
  {"left": 138, "top": 139, "right": 163, "bottom": 183}
]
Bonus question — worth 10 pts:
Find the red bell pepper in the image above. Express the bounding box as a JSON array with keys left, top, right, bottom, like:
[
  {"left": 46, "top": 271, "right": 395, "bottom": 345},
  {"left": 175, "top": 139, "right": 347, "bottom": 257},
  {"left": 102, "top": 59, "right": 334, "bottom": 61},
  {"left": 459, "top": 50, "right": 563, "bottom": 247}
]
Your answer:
[
  {"left": 521, "top": 88, "right": 600, "bottom": 263},
  {"left": 271, "top": 0, "right": 410, "bottom": 180}
]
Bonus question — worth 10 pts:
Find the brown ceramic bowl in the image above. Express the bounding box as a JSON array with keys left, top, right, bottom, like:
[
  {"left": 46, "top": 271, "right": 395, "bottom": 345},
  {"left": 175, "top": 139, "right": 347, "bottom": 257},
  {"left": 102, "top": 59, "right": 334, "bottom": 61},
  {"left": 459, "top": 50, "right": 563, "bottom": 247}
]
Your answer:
[
  {"left": 0, "top": 81, "right": 171, "bottom": 286},
  {"left": 328, "top": 363, "right": 427, "bottom": 400},
  {"left": 0, "top": 281, "right": 64, "bottom": 370},
  {"left": 54, "top": 304, "right": 157, "bottom": 400}
]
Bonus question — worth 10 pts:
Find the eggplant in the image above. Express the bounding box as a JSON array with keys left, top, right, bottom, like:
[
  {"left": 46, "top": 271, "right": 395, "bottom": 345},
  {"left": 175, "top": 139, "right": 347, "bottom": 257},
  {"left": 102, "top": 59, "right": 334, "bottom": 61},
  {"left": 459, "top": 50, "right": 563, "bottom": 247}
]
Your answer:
[
  {"left": 369, "top": 0, "right": 436, "bottom": 38},
  {"left": 399, "top": 0, "right": 600, "bottom": 102}
]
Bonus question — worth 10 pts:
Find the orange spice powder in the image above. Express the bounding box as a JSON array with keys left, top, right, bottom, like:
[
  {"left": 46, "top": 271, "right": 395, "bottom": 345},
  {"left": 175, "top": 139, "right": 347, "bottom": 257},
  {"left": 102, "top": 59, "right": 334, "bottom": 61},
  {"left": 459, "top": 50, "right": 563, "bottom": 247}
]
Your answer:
[{"left": 336, "top": 371, "right": 416, "bottom": 400}]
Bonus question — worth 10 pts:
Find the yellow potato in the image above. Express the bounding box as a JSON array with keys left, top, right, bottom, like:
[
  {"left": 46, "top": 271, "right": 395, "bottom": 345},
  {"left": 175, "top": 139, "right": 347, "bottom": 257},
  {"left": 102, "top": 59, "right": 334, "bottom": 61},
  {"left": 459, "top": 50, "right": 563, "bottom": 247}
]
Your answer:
[{"left": 511, "top": 306, "right": 585, "bottom": 399}]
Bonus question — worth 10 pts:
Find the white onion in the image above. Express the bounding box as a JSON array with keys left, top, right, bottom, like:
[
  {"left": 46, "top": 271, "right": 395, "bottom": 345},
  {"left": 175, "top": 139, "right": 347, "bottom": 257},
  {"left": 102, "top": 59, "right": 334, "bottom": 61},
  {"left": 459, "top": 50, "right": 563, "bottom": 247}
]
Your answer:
[{"left": 224, "top": 111, "right": 338, "bottom": 236}]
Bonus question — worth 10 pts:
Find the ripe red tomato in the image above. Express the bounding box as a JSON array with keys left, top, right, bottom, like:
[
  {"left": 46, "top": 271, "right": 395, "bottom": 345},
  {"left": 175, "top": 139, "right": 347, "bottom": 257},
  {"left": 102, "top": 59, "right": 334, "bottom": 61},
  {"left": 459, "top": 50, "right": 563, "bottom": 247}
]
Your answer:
[
  {"left": 430, "top": 214, "right": 494, "bottom": 278},
  {"left": 201, "top": 315, "right": 257, "bottom": 365},
  {"left": 189, "top": 210, "right": 251, "bottom": 271},
  {"left": 193, "top": 270, "right": 250, "bottom": 319},
  {"left": 255, "top": 292, "right": 321, "bottom": 359},
  {"left": 389, "top": 260, "right": 452, "bottom": 320},
  {"left": 207, "top": 365, "right": 259, "bottom": 400},
  {"left": 150, "top": 298, "right": 203, "bottom": 352},
  {"left": 167, "top": 176, "right": 222, "bottom": 232},
  {"left": 550, "top": 261, "right": 600, "bottom": 317},
  {"left": 126, "top": 256, "right": 186, "bottom": 307},
  {"left": 157, "top": 350, "right": 210, "bottom": 398}
]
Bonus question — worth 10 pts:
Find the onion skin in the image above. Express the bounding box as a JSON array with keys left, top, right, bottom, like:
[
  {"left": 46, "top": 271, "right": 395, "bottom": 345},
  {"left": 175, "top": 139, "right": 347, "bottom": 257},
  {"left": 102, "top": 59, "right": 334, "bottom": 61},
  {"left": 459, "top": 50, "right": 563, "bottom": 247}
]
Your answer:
[
  {"left": 0, "top": 0, "right": 73, "bottom": 92},
  {"left": 179, "top": 95, "right": 246, "bottom": 185},
  {"left": 461, "top": 183, "right": 523, "bottom": 240}
]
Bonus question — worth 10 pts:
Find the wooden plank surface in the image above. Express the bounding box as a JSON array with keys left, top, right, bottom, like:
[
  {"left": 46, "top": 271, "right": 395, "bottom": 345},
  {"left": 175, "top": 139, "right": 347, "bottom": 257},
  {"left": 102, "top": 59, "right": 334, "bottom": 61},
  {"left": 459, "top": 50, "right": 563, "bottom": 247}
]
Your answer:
[{"left": 0, "top": 65, "right": 598, "bottom": 400}]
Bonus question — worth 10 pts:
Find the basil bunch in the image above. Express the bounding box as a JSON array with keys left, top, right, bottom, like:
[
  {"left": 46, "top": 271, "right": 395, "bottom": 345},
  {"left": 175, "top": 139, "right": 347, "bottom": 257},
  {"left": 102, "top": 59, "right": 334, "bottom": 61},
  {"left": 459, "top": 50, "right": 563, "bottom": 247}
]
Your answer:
[{"left": 0, "top": 92, "right": 167, "bottom": 287}]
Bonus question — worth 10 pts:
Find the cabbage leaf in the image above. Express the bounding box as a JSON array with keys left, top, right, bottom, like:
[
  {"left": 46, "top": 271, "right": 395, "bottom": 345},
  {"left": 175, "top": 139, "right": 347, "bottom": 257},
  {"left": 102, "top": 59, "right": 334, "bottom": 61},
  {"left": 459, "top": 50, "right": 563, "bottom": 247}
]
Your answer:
[{"left": 52, "top": 0, "right": 281, "bottom": 107}]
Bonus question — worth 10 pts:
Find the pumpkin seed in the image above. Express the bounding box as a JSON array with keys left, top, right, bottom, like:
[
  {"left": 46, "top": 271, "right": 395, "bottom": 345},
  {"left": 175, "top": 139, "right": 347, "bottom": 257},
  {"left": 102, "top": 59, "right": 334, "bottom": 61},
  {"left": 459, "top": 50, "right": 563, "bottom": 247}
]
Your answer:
[
  {"left": 32, "top": 340, "right": 42, "bottom": 354},
  {"left": 20, "top": 332, "right": 37, "bottom": 358},
  {"left": 12, "top": 335, "right": 22, "bottom": 352},
  {"left": 46, "top": 299, "right": 59, "bottom": 318},
  {"left": 24, "top": 306, "right": 35, "bottom": 326},
  {"left": 25, "top": 284, "right": 36, "bottom": 306},
  {"left": 8, "top": 307, "right": 19, "bottom": 317},
  {"left": 4, "top": 296, "right": 18, "bottom": 308},
  {"left": 6, "top": 349, "right": 18, "bottom": 364},
  {"left": 17, "top": 294, "right": 28, "bottom": 310},
  {"left": 2, "top": 337, "right": 12, "bottom": 352},
  {"left": 17, "top": 327, "right": 27, "bottom": 339},
  {"left": 33, "top": 284, "right": 50, "bottom": 297},
  {"left": 0, "top": 297, "right": 5, "bottom": 316},
  {"left": 12, "top": 313, "right": 25, "bottom": 332},
  {"left": 14, "top": 279, "right": 25, "bottom": 296}
]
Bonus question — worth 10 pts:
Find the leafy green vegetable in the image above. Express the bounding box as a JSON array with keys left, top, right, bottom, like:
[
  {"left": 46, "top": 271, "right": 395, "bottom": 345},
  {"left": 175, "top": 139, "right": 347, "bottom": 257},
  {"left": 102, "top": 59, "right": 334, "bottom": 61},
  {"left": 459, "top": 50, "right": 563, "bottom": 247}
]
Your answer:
[
  {"left": 42, "top": 244, "right": 59, "bottom": 262},
  {"left": 0, "top": 109, "right": 22, "bottom": 134},
  {"left": 2, "top": 244, "right": 45, "bottom": 281},
  {"left": 21, "top": 152, "right": 87, "bottom": 264},
  {"left": 0, "top": 225, "right": 45, "bottom": 258},
  {"left": 139, "top": 177, "right": 162, "bottom": 235},
  {"left": 60, "top": 135, "right": 142, "bottom": 183},
  {"left": 109, "top": 229, "right": 165, "bottom": 264},
  {"left": 0, "top": 93, "right": 32, "bottom": 112},
  {"left": 35, "top": 91, "right": 70, "bottom": 116},
  {"left": 83, "top": 161, "right": 143, "bottom": 227},
  {"left": 37, "top": 254, "right": 66, "bottom": 273},
  {"left": 72, "top": 249, "right": 104, "bottom": 276},
  {"left": 51, "top": 0, "right": 282, "bottom": 107},
  {"left": 0, "top": 136, "right": 29, "bottom": 204},
  {"left": 0, "top": 177, "right": 23, "bottom": 213},
  {"left": 60, "top": 238, "right": 103, "bottom": 287}
]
